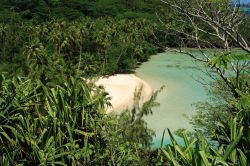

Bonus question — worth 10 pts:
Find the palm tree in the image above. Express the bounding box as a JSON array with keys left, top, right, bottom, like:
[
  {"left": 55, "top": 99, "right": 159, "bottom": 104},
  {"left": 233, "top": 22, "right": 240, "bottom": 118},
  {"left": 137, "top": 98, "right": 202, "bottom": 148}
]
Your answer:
[
  {"left": 23, "top": 38, "right": 48, "bottom": 81},
  {"left": 47, "top": 20, "right": 67, "bottom": 55},
  {"left": 77, "top": 25, "right": 87, "bottom": 69},
  {"left": 0, "top": 23, "right": 8, "bottom": 58}
]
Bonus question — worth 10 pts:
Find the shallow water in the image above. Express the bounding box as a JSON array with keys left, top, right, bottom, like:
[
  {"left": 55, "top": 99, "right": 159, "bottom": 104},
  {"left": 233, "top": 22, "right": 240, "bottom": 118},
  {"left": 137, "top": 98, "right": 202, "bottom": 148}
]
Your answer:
[{"left": 136, "top": 51, "right": 210, "bottom": 148}]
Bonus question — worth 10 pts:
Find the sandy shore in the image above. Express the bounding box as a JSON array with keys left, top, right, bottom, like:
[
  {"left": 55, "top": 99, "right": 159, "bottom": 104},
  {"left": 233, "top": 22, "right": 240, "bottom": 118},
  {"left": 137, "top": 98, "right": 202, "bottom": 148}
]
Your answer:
[{"left": 95, "top": 74, "right": 153, "bottom": 113}]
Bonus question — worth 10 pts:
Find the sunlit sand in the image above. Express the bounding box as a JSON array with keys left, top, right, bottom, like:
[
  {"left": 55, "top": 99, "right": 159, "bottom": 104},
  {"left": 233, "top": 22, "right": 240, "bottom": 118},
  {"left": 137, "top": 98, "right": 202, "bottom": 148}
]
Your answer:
[{"left": 96, "top": 74, "right": 153, "bottom": 113}]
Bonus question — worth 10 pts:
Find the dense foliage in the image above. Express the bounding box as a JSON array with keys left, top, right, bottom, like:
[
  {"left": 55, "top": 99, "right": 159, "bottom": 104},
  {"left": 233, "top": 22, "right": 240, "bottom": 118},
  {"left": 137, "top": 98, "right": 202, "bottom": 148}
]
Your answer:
[
  {"left": 0, "top": 0, "right": 169, "bottom": 79},
  {"left": 0, "top": 0, "right": 161, "bottom": 21},
  {"left": 0, "top": 18, "right": 163, "bottom": 78},
  {"left": 0, "top": 0, "right": 249, "bottom": 165},
  {"left": 0, "top": 1, "right": 165, "bottom": 164},
  {"left": 0, "top": 75, "right": 159, "bottom": 165}
]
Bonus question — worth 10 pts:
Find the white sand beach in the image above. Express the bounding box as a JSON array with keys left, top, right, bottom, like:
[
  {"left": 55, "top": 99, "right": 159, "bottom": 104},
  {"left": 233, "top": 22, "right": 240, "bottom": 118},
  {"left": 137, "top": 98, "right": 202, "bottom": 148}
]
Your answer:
[{"left": 95, "top": 74, "right": 153, "bottom": 113}]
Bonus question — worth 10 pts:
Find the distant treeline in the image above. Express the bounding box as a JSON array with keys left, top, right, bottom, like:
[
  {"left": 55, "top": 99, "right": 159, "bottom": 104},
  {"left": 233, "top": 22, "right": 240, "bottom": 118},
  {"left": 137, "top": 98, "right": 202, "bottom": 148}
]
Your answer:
[
  {"left": 1, "top": 0, "right": 249, "bottom": 79},
  {"left": 0, "top": 0, "right": 174, "bottom": 80},
  {"left": 1, "top": 1, "right": 250, "bottom": 165},
  {"left": 0, "top": 0, "right": 161, "bottom": 21}
]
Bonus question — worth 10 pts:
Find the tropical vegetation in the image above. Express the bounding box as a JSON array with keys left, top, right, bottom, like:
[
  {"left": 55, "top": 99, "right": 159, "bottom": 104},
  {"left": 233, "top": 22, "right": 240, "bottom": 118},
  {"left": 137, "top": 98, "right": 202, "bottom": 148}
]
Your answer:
[{"left": 0, "top": 0, "right": 249, "bottom": 165}]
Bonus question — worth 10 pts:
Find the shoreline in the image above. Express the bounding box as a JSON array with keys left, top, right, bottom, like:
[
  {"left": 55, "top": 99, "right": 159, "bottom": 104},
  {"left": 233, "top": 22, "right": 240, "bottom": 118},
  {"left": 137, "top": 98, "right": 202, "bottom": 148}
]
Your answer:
[{"left": 95, "top": 74, "right": 153, "bottom": 113}]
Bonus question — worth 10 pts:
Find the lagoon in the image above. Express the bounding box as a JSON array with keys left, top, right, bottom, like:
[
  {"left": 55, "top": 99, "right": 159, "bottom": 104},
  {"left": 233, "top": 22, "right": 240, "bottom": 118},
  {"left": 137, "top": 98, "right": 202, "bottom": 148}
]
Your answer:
[{"left": 136, "top": 51, "right": 210, "bottom": 147}]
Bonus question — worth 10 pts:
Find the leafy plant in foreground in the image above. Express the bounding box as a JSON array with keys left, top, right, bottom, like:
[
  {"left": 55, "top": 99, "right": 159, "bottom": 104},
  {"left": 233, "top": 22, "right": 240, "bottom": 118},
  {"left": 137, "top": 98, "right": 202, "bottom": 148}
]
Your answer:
[{"left": 161, "top": 113, "right": 248, "bottom": 165}]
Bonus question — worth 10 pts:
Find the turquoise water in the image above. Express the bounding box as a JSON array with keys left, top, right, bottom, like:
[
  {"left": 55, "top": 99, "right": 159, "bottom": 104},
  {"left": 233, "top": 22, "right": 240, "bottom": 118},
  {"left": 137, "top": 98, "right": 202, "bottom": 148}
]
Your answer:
[{"left": 136, "top": 51, "right": 210, "bottom": 147}]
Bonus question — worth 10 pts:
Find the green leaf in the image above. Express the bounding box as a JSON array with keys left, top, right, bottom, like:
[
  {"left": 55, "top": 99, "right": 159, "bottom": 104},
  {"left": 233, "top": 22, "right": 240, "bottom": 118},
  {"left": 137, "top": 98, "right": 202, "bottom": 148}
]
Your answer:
[
  {"left": 0, "top": 131, "right": 15, "bottom": 145},
  {"left": 74, "top": 129, "right": 94, "bottom": 137},
  {"left": 161, "top": 148, "right": 181, "bottom": 166},
  {"left": 208, "top": 52, "right": 231, "bottom": 69},
  {"left": 199, "top": 150, "right": 211, "bottom": 166},
  {"left": 231, "top": 54, "right": 250, "bottom": 61},
  {"left": 238, "top": 149, "right": 247, "bottom": 166},
  {"left": 160, "top": 129, "right": 166, "bottom": 148},
  {"left": 223, "top": 126, "right": 243, "bottom": 160}
]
